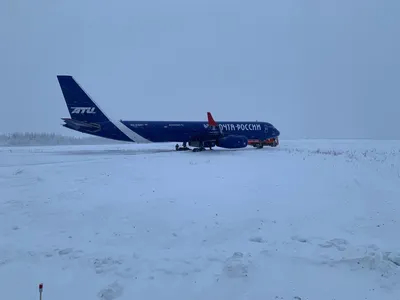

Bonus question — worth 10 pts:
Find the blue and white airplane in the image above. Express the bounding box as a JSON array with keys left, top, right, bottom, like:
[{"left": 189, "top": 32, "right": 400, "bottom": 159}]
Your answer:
[{"left": 57, "top": 75, "right": 280, "bottom": 152}]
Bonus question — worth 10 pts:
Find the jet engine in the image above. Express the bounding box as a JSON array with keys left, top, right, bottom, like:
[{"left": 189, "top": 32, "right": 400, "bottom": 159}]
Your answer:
[{"left": 216, "top": 135, "right": 248, "bottom": 149}]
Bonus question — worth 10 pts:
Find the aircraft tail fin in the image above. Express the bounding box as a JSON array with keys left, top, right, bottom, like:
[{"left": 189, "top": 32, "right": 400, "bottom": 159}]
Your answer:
[{"left": 57, "top": 75, "right": 110, "bottom": 123}]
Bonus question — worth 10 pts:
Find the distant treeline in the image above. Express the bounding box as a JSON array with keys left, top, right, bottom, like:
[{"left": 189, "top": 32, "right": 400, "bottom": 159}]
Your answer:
[{"left": 0, "top": 132, "right": 124, "bottom": 146}]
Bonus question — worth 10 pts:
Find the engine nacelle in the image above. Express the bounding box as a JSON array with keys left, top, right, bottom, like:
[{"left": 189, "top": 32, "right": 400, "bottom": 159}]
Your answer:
[{"left": 216, "top": 135, "right": 248, "bottom": 149}]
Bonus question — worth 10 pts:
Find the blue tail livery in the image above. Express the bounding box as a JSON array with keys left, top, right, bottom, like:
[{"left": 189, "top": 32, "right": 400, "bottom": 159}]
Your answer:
[{"left": 56, "top": 75, "right": 280, "bottom": 152}]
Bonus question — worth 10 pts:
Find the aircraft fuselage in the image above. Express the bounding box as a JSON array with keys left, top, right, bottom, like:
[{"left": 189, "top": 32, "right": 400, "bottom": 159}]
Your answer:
[
  {"left": 58, "top": 75, "right": 280, "bottom": 151},
  {"left": 63, "top": 119, "right": 279, "bottom": 144}
]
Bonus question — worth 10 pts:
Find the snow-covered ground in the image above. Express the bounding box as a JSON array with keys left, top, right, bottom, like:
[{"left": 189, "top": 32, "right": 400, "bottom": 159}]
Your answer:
[{"left": 1, "top": 139, "right": 400, "bottom": 300}]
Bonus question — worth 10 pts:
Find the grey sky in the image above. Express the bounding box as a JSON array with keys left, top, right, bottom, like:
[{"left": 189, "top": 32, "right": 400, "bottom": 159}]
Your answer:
[{"left": 2, "top": 0, "right": 399, "bottom": 139}]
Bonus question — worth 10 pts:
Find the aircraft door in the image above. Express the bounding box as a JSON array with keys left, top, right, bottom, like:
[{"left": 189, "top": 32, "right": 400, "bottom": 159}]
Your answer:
[{"left": 264, "top": 124, "right": 269, "bottom": 139}]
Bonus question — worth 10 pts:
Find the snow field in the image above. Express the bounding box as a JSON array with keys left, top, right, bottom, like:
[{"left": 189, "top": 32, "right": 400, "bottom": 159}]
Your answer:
[{"left": 0, "top": 140, "right": 400, "bottom": 300}]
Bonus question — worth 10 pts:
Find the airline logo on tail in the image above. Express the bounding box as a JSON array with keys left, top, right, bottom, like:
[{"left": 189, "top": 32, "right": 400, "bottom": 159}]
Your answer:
[{"left": 71, "top": 107, "right": 96, "bottom": 114}]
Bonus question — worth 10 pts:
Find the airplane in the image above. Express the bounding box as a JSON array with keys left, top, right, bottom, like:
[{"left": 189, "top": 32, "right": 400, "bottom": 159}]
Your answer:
[{"left": 56, "top": 75, "right": 280, "bottom": 152}]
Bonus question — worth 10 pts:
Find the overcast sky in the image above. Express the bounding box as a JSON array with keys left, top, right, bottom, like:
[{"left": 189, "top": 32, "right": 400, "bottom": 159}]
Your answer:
[{"left": 2, "top": 0, "right": 399, "bottom": 139}]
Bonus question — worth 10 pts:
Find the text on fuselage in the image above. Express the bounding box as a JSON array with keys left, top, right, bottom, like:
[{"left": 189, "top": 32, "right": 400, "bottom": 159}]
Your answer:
[{"left": 205, "top": 123, "right": 261, "bottom": 131}]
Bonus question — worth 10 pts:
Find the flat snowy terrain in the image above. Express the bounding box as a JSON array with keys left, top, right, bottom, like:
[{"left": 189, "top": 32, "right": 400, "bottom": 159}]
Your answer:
[{"left": 1, "top": 140, "right": 400, "bottom": 300}]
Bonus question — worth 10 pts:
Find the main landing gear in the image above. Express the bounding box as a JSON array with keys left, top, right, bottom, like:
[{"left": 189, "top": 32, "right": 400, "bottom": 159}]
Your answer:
[
  {"left": 192, "top": 147, "right": 206, "bottom": 152},
  {"left": 175, "top": 141, "right": 212, "bottom": 152},
  {"left": 175, "top": 142, "right": 190, "bottom": 151}
]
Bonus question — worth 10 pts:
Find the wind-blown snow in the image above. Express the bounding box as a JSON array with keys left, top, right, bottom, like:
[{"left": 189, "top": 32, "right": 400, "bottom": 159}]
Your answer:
[{"left": 1, "top": 140, "right": 400, "bottom": 300}]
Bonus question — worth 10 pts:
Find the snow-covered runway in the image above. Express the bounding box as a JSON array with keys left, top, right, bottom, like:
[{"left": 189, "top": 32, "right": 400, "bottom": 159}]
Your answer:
[{"left": 1, "top": 140, "right": 400, "bottom": 300}]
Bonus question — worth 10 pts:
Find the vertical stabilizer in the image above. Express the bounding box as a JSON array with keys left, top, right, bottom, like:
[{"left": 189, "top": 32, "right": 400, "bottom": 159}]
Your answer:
[{"left": 57, "top": 75, "right": 109, "bottom": 123}]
